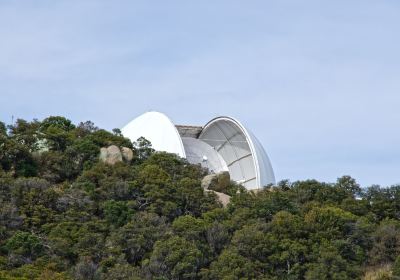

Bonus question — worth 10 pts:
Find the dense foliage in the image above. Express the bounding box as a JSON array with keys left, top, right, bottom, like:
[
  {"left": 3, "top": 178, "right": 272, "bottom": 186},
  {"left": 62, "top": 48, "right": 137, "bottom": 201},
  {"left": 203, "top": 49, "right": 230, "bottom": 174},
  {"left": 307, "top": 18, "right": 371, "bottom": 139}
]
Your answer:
[{"left": 1, "top": 117, "right": 400, "bottom": 280}]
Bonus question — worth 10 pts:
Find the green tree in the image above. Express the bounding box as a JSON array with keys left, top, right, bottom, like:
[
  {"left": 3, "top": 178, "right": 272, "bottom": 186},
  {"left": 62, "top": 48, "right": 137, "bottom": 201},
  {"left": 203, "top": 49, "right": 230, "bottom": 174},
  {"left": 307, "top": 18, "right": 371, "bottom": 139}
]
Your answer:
[
  {"left": 369, "top": 219, "right": 400, "bottom": 265},
  {"left": 40, "top": 116, "right": 75, "bottom": 132},
  {"left": 103, "top": 200, "right": 133, "bottom": 227},
  {"left": 5, "top": 231, "right": 44, "bottom": 265},
  {"left": 0, "top": 121, "right": 6, "bottom": 135},
  {"left": 146, "top": 236, "right": 203, "bottom": 279},
  {"left": 106, "top": 212, "right": 167, "bottom": 265},
  {"left": 305, "top": 243, "right": 359, "bottom": 280},
  {"left": 133, "top": 137, "right": 154, "bottom": 162},
  {"left": 204, "top": 248, "right": 259, "bottom": 280},
  {"left": 336, "top": 176, "right": 361, "bottom": 197}
]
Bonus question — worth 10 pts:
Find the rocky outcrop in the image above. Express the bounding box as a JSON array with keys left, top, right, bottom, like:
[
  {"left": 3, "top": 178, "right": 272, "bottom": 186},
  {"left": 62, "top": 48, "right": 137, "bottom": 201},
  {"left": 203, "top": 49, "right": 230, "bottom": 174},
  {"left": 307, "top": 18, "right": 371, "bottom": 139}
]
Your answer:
[
  {"left": 99, "top": 145, "right": 134, "bottom": 165},
  {"left": 99, "top": 148, "right": 109, "bottom": 162},
  {"left": 201, "top": 171, "right": 230, "bottom": 192},
  {"left": 206, "top": 190, "right": 231, "bottom": 207},
  {"left": 201, "top": 171, "right": 231, "bottom": 207},
  {"left": 121, "top": 147, "right": 134, "bottom": 162}
]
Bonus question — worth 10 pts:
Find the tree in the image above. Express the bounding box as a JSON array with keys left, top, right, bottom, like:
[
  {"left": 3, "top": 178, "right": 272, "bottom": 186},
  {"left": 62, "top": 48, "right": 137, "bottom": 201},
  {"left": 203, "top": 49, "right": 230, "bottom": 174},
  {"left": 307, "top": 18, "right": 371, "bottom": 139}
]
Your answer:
[
  {"left": 133, "top": 137, "right": 154, "bottom": 162},
  {"left": 369, "top": 219, "right": 400, "bottom": 265},
  {"left": 305, "top": 245, "right": 357, "bottom": 280},
  {"left": 0, "top": 121, "right": 6, "bottom": 135},
  {"left": 0, "top": 137, "right": 37, "bottom": 177},
  {"left": 87, "top": 130, "right": 132, "bottom": 149},
  {"left": 112, "top": 128, "right": 122, "bottom": 136},
  {"left": 172, "top": 215, "right": 206, "bottom": 242},
  {"left": 7, "top": 119, "right": 41, "bottom": 152},
  {"left": 204, "top": 249, "right": 259, "bottom": 279},
  {"left": 106, "top": 212, "right": 168, "bottom": 265},
  {"left": 102, "top": 200, "right": 133, "bottom": 227},
  {"left": 336, "top": 176, "right": 361, "bottom": 197},
  {"left": 75, "top": 121, "right": 98, "bottom": 138},
  {"left": 304, "top": 206, "right": 357, "bottom": 239},
  {"left": 10, "top": 178, "right": 57, "bottom": 229},
  {"left": 363, "top": 185, "right": 400, "bottom": 221},
  {"left": 146, "top": 236, "right": 203, "bottom": 279},
  {"left": 5, "top": 231, "right": 44, "bottom": 265},
  {"left": 100, "top": 263, "right": 142, "bottom": 280},
  {"left": 72, "top": 257, "right": 99, "bottom": 280},
  {"left": 40, "top": 116, "right": 75, "bottom": 132}
]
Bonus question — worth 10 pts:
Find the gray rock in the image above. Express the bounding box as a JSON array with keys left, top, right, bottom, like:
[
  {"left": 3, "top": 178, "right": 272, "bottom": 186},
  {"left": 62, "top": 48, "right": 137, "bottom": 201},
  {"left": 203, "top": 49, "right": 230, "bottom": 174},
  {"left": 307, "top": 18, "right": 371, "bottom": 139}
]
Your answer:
[
  {"left": 201, "top": 174, "right": 216, "bottom": 189},
  {"left": 99, "top": 147, "right": 108, "bottom": 162},
  {"left": 202, "top": 171, "right": 231, "bottom": 207},
  {"left": 106, "top": 145, "right": 123, "bottom": 164},
  {"left": 99, "top": 145, "right": 123, "bottom": 165},
  {"left": 121, "top": 147, "right": 134, "bottom": 162},
  {"left": 201, "top": 171, "right": 230, "bottom": 191},
  {"left": 206, "top": 190, "right": 231, "bottom": 207}
]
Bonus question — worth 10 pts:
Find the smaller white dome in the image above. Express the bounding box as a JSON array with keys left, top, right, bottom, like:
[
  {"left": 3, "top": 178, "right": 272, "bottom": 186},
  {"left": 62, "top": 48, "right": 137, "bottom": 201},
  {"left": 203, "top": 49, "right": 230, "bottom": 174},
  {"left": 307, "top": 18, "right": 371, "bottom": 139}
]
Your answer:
[{"left": 121, "top": 112, "right": 186, "bottom": 158}]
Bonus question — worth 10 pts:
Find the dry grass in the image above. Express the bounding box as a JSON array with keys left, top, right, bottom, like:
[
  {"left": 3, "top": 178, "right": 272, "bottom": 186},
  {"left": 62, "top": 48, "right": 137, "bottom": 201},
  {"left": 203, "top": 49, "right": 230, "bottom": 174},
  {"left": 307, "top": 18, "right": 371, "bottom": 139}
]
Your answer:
[{"left": 363, "top": 264, "right": 392, "bottom": 280}]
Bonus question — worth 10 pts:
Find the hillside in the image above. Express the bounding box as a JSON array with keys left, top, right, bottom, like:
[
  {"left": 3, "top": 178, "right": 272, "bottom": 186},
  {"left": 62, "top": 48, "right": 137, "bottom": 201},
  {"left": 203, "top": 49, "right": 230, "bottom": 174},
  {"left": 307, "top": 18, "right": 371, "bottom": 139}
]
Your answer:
[{"left": 1, "top": 117, "right": 400, "bottom": 279}]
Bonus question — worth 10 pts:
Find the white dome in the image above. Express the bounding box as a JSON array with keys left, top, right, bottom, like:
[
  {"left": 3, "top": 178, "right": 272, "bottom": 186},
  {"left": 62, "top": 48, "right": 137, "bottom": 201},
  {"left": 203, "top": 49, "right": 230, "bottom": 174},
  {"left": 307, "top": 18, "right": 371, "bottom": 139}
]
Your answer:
[
  {"left": 121, "top": 112, "right": 186, "bottom": 158},
  {"left": 121, "top": 112, "right": 275, "bottom": 190},
  {"left": 199, "top": 116, "right": 275, "bottom": 189}
]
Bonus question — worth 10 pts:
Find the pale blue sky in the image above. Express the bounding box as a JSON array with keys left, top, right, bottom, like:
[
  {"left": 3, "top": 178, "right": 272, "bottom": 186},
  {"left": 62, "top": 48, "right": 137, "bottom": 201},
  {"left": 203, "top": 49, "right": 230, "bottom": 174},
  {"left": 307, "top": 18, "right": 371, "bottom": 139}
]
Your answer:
[{"left": 1, "top": 1, "right": 399, "bottom": 187}]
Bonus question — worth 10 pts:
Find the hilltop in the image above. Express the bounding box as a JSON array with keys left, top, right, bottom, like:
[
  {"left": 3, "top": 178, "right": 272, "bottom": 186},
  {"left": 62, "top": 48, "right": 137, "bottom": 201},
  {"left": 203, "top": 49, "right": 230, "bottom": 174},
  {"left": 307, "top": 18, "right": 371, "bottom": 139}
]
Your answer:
[{"left": 0, "top": 116, "right": 400, "bottom": 279}]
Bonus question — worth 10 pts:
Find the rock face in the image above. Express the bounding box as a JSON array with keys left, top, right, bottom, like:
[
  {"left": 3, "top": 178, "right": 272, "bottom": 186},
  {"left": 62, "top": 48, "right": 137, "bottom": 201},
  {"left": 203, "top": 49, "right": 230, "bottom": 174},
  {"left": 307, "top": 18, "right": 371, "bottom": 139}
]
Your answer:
[
  {"left": 99, "top": 145, "right": 134, "bottom": 165},
  {"left": 121, "top": 147, "right": 134, "bottom": 162},
  {"left": 99, "top": 147, "right": 109, "bottom": 162},
  {"left": 201, "top": 171, "right": 231, "bottom": 207},
  {"left": 207, "top": 190, "right": 231, "bottom": 207},
  {"left": 201, "top": 171, "right": 230, "bottom": 192}
]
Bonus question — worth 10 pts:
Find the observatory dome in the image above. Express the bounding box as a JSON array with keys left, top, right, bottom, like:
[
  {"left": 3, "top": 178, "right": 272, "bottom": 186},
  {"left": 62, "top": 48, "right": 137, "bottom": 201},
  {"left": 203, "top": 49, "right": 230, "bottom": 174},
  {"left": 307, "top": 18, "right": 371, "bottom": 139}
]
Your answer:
[
  {"left": 121, "top": 112, "right": 186, "bottom": 158},
  {"left": 122, "top": 112, "right": 275, "bottom": 190}
]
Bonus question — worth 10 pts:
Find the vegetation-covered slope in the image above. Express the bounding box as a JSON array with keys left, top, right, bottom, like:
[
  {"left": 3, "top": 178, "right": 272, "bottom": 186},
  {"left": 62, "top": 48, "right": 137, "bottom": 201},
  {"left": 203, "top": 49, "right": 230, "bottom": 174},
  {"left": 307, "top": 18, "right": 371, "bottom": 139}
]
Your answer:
[{"left": 1, "top": 117, "right": 400, "bottom": 280}]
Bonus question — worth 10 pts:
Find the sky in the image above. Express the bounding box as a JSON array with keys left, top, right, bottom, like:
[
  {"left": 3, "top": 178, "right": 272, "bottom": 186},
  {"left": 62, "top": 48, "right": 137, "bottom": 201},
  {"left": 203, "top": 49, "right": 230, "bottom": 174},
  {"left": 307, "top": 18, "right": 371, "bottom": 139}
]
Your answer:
[{"left": 1, "top": 0, "right": 399, "bottom": 187}]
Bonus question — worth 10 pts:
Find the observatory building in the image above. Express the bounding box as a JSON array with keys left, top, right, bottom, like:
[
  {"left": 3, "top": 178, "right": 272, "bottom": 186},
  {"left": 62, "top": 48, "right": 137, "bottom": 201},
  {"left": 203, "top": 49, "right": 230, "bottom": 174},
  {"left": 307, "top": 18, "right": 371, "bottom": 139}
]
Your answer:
[{"left": 121, "top": 112, "right": 275, "bottom": 190}]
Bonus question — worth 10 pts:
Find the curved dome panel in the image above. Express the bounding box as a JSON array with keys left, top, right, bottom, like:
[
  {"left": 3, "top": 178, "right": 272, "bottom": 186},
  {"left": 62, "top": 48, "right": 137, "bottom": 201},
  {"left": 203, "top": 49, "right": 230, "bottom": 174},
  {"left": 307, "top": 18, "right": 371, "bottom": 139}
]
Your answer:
[
  {"left": 121, "top": 112, "right": 186, "bottom": 157},
  {"left": 199, "top": 117, "right": 275, "bottom": 189},
  {"left": 247, "top": 130, "right": 276, "bottom": 187},
  {"left": 182, "top": 137, "right": 229, "bottom": 174}
]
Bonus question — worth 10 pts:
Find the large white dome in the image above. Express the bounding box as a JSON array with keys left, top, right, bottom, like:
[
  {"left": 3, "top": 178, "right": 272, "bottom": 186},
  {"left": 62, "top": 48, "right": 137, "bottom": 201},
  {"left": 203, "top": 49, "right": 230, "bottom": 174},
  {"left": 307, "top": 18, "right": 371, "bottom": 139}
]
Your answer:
[
  {"left": 121, "top": 112, "right": 275, "bottom": 190},
  {"left": 199, "top": 116, "right": 275, "bottom": 189}
]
